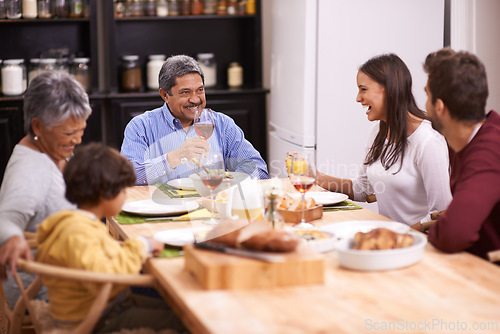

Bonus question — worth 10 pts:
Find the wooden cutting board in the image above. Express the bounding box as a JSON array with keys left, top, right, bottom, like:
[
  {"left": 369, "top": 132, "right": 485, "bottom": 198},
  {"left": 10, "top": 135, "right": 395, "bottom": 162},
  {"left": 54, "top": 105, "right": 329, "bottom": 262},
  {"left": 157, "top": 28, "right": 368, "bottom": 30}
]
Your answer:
[{"left": 184, "top": 243, "right": 325, "bottom": 290}]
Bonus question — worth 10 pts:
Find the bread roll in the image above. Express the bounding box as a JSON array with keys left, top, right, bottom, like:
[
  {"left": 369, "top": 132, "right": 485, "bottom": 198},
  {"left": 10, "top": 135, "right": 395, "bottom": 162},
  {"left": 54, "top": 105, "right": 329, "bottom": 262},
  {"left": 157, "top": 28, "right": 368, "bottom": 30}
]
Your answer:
[
  {"left": 353, "top": 228, "right": 414, "bottom": 250},
  {"left": 241, "top": 230, "right": 299, "bottom": 253}
]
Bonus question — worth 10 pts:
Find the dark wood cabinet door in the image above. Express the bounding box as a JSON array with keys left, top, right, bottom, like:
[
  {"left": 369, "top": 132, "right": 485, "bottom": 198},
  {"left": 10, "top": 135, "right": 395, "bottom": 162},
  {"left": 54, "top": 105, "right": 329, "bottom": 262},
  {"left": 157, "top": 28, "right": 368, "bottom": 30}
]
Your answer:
[{"left": 0, "top": 102, "right": 24, "bottom": 185}]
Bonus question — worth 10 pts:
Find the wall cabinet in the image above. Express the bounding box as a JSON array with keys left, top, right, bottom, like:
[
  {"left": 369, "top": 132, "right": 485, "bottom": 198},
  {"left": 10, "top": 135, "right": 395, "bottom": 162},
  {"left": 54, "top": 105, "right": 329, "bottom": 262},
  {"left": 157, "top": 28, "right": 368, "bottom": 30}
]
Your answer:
[{"left": 0, "top": 0, "right": 267, "bottom": 182}]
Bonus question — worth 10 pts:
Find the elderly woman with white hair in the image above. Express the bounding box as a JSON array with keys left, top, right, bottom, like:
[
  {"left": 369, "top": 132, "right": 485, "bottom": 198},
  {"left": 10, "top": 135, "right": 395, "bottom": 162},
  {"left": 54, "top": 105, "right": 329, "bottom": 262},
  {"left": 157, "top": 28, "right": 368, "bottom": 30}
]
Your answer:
[{"left": 0, "top": 70, "right": 92, "bottom": 308}]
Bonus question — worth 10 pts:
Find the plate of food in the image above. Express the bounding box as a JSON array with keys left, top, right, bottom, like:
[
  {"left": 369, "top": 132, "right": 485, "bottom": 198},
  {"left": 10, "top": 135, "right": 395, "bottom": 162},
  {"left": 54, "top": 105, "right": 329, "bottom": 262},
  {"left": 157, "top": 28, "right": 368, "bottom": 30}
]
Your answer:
[
  {"left": 289, "top": 192, "right": 349, "bottom": 206},
  {"left": 121, "top": 199, "right": 199, "bottom": 216},
  {"left": 288, "top": 229, "right": 336, "bottom": 253},
  {"left": 167, "top": 178, "right": 196, "bottom": 191},
  {"left": 154, "top": 226, "right": 213, "bottom": 247},
  {"left": 320, "top": 221, "right": 426, "bottom": 271}
]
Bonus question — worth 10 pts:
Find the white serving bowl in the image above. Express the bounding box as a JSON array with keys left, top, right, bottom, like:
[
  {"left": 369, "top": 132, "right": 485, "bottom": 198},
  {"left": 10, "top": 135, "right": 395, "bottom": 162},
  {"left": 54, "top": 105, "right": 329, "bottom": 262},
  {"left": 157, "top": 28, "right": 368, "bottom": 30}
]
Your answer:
[
  {"left": 336, "top": 231, "right": 427, "bottom": 271},
  {"left": 189, "top": 171, "right": 249, "bottom": 197}
]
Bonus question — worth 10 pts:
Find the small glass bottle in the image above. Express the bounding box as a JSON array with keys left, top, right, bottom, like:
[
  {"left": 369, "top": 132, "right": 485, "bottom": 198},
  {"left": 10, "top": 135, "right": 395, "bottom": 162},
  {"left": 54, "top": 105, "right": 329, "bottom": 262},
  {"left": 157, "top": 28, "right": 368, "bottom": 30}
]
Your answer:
[
  {"left": 264, "top": 196, "right": 285, "bottom": 230},
  {"left": 197, "top": 53, "right": 216, "bottom": 88},
  {"left": 37, "top": 0, "right": 52, "bottom": 18},
  {"left": 114, "top": 0, "right": 124, "bottom": 17},
  {"left": 22, "top": 0, "right": 38, "bottom": 18},
  {"left": 131, "top": 0, "right": 143, "bottom": 16},
  {"left": 190, "top": 0, "right": 203, "bottom": 15},
  {"left": 180, "top": 0, "right": 189, "bottom": 15},
  {"left": 145, "top": 0, "right": 155, "bottom": 16},
  {"left": 216, "top": 0, "right": 226, "bottom": 15},
  {"left": 6, "top": 0, "right": 22, "bottom": 18},
  {"left": 202, "top": 0, "right": 216, "bottom": 15},
  {"left": 146, "top": 54, "right": 165, "bottom": 90},
  {"left": 68, "top": 0, "right": 83, "bottom": 18},
  {"left": 156, "top": 0, "right": 168, "bottom": 16},
  {"left": 121, "top": 55, "right": 142, "bottom": 92},
  {"left": 71, "top": 57, "right": 91, "bottom": 92},
  {"left": 226, "top": 0, "right": 236, "bottom": 15},
  {"left": 245, "top": 0, "right": 254, "bottom": 15},
  {"left": 2, "top": 59, "right": 26, "bottom": 96},
  {"left": 167, "top": 0, "right": 178, "bottom": 16},
  {"left": 227, "top": 62, "right": 242, "bottom": 88}
]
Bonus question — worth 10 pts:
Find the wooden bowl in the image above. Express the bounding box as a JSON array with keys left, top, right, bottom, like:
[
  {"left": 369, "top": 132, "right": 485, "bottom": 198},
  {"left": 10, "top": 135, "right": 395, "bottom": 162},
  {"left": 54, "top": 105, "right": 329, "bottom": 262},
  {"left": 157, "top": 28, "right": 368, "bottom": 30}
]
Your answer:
[{"left": 278, "top": 205, "right": 323, "bottom": 223}]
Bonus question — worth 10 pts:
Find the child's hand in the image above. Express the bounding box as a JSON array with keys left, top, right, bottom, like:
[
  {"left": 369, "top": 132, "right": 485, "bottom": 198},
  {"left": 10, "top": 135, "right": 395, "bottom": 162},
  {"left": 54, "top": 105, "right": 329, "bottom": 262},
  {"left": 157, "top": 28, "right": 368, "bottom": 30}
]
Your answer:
[{"left": 149, "top": 238, "right": 165, "bottom": 257}]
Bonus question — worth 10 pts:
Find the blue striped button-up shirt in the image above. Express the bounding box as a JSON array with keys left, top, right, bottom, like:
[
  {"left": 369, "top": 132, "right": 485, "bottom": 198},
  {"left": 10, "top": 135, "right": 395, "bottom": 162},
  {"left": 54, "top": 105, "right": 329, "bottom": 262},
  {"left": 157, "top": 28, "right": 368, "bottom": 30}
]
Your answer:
[{"left": 120, "top": 103, "right": 269, "bottom": 185}]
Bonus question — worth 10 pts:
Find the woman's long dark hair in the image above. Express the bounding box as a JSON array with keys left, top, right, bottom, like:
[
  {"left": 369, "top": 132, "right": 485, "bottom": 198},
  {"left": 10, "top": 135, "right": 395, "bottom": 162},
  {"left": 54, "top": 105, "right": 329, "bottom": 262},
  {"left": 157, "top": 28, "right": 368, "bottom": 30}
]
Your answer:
[{"left": 361, "top": 54, "right": 427, "bottom": 172}]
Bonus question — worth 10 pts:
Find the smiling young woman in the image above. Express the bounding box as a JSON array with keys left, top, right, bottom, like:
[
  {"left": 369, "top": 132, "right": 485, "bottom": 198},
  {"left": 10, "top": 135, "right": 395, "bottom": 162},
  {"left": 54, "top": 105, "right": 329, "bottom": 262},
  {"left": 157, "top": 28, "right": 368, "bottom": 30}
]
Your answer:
[{"left": 316, "top": 53, "right": 452, "bottom": 227}]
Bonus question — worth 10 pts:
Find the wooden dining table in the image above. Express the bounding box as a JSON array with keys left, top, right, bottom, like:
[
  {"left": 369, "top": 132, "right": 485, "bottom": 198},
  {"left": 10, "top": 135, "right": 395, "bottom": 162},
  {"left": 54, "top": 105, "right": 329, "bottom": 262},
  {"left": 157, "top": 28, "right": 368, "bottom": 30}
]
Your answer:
[{"left": 107, "top": 180, "right": 500, "bottom": 334}]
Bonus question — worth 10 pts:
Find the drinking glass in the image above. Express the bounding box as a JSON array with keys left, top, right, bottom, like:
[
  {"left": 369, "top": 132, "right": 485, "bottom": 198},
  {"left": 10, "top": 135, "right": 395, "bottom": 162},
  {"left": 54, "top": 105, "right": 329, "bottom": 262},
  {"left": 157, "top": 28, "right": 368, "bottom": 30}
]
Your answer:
[
  {"left": 199, "top": 151, "right": 225, "bottom": 225},
  {"left": 289, "top": 152, "right": 317, "bottom": 228},
  {"left": 194, "top": 108, "right": 215, "bottom": 140}
]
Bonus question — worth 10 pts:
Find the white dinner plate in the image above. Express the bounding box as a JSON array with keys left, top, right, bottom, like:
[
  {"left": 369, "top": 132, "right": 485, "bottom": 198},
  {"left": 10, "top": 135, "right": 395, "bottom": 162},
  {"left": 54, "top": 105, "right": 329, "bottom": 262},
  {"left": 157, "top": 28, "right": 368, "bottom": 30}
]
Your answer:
[
  {"left": 289, "top": 192, "right": 349, "bottom": 206},
  {"left": 121, "top": 199, "right": 199, "bottom": 217},
  {"left": 167, "top": 178, "right": 196, "bottom": 191},
  {"left": 154, "top": 226, "right": 213, "bottom": 246},
  {"left": 320, "top": 221, "right": 425, "bottom": 271},
  {"left": 320, "top": 220, "right": 410, "bottom": 240}
]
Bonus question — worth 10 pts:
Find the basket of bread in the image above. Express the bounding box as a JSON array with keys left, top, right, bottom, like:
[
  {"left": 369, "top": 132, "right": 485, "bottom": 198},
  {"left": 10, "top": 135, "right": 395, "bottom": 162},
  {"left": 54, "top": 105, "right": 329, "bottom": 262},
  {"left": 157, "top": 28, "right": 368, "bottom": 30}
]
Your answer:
[{"left": 276, "top": 194, "right": 323, "bottom": 223}]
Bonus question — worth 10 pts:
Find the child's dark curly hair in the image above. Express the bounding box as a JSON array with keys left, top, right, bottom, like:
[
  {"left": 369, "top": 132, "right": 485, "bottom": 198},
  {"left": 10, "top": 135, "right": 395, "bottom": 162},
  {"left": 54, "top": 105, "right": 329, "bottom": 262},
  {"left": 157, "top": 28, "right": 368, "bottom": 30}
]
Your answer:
[{"left": 64, "top": 142, "right": 136, "bottom": 207}]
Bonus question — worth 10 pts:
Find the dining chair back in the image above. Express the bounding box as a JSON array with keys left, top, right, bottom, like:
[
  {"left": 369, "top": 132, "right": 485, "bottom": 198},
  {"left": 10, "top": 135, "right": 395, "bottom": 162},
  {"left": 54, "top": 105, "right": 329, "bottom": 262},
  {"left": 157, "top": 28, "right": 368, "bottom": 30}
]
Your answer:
[{"left": 10, "top": 259, "right": 156, "bottom": 334}]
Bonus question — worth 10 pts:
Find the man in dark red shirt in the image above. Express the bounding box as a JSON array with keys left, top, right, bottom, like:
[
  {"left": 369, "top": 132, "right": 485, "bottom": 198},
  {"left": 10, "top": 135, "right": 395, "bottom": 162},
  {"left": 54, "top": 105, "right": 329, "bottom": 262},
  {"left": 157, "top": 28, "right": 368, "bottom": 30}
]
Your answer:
[{"left": 421, "top": 48, "right": 500, "bottom": 261}]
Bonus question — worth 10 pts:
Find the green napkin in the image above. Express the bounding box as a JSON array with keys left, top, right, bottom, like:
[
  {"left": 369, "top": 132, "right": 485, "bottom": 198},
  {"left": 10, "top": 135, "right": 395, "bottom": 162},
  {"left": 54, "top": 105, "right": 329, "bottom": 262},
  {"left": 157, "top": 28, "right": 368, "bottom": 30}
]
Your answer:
[
  {"left": 115, "top": 207, "right": 214, "bottom": 225},
  {"left": 155, "top": 183, "right": 200, "bottom": 198},
  {"left": 158, "top": 245, "right": 183, "bottom": 258},
  {"left": 323, "top": 200, "right": 363, "bottom": 211}
]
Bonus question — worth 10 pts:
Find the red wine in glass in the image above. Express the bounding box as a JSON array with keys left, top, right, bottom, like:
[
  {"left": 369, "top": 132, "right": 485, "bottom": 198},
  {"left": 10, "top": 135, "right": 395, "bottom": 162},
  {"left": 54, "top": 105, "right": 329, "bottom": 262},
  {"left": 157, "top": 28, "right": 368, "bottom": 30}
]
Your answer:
[
  {"left": 292, "top": 176, "right": 315, "bottom": 193},
  {"left": 201, "top": 174, "right": 223, "bottom": 190},
  {"left": 194, "top": 123, "right": 215, "bottom": 139},
  {"left": 194, "top": 108, "right": 215, "bottom": 140}
]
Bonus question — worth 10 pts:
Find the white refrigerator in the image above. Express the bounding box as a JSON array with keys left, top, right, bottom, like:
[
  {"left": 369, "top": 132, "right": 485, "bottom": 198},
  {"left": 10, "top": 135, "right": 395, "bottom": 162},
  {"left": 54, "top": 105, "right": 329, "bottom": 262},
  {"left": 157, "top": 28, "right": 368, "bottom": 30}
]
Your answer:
[{"left": 268, "top": 0, "right": 445, "bottom": 192}]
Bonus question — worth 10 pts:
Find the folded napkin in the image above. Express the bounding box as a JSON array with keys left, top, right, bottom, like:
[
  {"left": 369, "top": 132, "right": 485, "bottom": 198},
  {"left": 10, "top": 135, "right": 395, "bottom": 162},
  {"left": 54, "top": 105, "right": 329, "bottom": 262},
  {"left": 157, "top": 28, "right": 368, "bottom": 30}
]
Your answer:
[
  {"left": 323, "top": 200, "right": 363, "bottom": 211},
  {"left": 155, "top": 183, "right": 200, "bottom": 198},
  {"left": 158, "top": 245, "right": 183, "bottom": 258},
  {"left": 116, "top": 208, "right": 214, "bottom": 225}
]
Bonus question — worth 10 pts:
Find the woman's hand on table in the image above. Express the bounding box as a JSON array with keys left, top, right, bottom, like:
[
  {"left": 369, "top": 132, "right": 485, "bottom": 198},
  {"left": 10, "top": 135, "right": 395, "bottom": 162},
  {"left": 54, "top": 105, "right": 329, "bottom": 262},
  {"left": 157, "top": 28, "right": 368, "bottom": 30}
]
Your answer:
[{"left": 410, "top": 220, "right": 437, "bottom": 233}]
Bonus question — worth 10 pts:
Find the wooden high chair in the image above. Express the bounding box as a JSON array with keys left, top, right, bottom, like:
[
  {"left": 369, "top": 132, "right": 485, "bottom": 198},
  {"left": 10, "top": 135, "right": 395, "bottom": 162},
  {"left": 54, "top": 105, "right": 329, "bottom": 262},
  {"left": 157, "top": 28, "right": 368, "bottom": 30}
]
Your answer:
[{"left": 10, "top": 259, "right": 156, "bottom": 334}]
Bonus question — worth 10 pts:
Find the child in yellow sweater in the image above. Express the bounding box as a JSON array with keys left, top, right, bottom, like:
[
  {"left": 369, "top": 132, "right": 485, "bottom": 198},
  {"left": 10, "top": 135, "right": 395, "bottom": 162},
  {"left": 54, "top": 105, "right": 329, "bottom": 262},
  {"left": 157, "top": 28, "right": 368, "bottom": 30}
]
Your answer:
[{"left": 35, "top": 143, "right": 186, "bottom": 333}]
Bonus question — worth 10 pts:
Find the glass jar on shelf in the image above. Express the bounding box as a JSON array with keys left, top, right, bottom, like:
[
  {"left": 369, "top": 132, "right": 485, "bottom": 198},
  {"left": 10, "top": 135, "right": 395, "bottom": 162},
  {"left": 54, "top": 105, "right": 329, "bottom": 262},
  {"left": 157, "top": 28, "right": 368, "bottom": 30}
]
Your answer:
[
  {"left": 38, "top": 58, "right": 57, "bottom": 73},
  {"left": 2, "top": 59, "right": 26, "bottom": 96},
  {"left": 202, "top": 0, "right": 216, "bottom": 15},
  {"left": 37, "top": 0, "right": 52, "bottom": 18},
  {"left": 121, "top": 55, "right": 142, "bottom": 92},
  {"left": 180, "top": 0, "right": 189, "bottom": 15},
  {"left": 54, "top": 0, "right": 68, "bottom": 17},
  {"left": 68, "top": 0, "right": 83, "bottom": 18},
  {"left": 190, "top": 0, "right": 203, "bottom": 15},
  {"left": 6, "top": 0, "right": 22, "bottom": 19},
  {"left": 167, "top": 0, "right": 179, "bottom": 16},
  {"left": 28, "top": 58, "right": 41, "bottom": 86},
  {"left": 131, "top": 0, "right": 144, "bottom": 16},
  {"left": 197, "top": 53, "right": 216, "bottom": 88},
  {"left": 145, "top": 0, "right": 155, "bottom": 16},
  {"left": 227, "top": 62, "right": 242, "bottom": 88},
  {"left": 146, "top": 54, "right": 165, "bottom": 90},
  {"left": 71, "top": 57, "right": 91, "bottom": 92},
  {"left": 0, "top": 1, "right": 6, "bottom": 19},
  {"left": 156, "top": 0, "right": 168, "bottom": 16},
  {"left": 22, "top": 0, "right": 38, "bottom": 18},
  {"left": 216, "top": 0, "right": 226, "bottom": 15}
]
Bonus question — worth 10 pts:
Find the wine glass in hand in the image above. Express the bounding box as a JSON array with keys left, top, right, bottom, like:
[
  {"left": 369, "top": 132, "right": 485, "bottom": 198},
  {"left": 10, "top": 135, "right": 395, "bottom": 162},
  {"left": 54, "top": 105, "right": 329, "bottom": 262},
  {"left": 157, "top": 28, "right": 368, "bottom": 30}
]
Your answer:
[
  {"left": 289, "top": 152, "right": 317, "bottom": 228},
  {"left": 194, "top": 108, "right": 215, "bottom": 140},
  {"left": 199, "top": 151, "right": 225, "bottom": 225}
]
